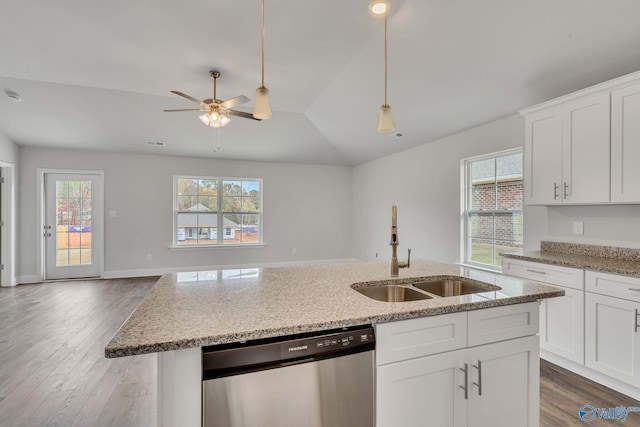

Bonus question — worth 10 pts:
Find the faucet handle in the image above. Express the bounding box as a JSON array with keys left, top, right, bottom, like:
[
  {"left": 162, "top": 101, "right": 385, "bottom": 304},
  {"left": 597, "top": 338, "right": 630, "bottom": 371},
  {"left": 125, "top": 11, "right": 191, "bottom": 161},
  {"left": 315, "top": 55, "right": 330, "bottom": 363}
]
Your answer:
[{"left": 407, "top": 248, "right": 411, "bottom": 269}]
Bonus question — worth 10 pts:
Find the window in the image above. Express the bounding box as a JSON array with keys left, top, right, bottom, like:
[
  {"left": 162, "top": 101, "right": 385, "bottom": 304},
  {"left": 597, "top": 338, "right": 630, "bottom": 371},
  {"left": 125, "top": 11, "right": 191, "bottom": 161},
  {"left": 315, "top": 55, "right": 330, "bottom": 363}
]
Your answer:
[
  {"left": 463, "top": 149, "right": 523, "bottom": 268},
  {"left": 174, "top": 176, "right": 262, "bottom": 247}
]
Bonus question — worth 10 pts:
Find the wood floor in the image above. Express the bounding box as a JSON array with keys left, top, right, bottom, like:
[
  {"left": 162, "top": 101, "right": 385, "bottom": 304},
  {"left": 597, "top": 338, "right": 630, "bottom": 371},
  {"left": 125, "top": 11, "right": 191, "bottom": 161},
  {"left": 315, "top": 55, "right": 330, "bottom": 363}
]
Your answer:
[
  {"left": 0, "top": 278, "right": 158, "bottom": 427},
  {"left": 1, "top": 278, "right": 639, "bottom": 426}
]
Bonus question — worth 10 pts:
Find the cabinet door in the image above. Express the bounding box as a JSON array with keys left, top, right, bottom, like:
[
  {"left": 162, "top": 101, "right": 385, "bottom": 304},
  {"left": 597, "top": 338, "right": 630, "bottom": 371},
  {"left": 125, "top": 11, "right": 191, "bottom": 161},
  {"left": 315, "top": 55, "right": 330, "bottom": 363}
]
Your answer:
[
  {"left": 524, "top": 109, "right": 563, "bottom": 205},
  {"left": 611, "top": 82, "right": 640, "bottom": 202},
  {"left": 585, "top": 292, "right": 640, "bottom": 387},
  {"left": 540, "top": 287, "right": 584, "bottom": 364},
  {"left": 467, "top": 335, "right": 540, "bottom": 427},
  {"left": 376, "top": 349, "right": 467, "bottom": 427},
  {"left": 562, "top": 93, "right": 610, "bottom": 204}
]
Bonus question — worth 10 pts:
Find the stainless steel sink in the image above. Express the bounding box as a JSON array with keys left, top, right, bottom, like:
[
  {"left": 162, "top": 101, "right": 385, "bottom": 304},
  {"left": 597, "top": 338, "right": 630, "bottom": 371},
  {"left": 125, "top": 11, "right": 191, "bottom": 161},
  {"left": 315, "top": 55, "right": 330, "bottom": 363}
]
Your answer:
[
  {"left": 412, "top": 279, "right": 500, "bottom": 297},
  {"left": 354, "top": 285, "right": 434, "bottom": 302}
]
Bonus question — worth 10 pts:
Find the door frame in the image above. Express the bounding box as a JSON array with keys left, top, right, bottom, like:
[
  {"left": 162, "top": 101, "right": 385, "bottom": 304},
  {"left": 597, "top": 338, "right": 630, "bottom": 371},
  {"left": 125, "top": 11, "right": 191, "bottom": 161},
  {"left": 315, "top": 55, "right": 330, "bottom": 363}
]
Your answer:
[
  {"left": 38, "top": 168, "right": 105, "bottom": 281},
  {"left": 0, "top": 162, "right": 15, "bottom": 286}
]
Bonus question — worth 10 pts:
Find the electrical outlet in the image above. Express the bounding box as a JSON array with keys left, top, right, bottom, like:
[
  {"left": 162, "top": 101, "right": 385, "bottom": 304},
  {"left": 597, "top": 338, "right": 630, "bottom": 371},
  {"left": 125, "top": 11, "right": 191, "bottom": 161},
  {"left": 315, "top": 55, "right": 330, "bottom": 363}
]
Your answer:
[
  {"left": 573, "top": 222, "right": 584, "bottom": 235},
  {"left": 292, "top": 248, "right": 297, "bottom": 254}
]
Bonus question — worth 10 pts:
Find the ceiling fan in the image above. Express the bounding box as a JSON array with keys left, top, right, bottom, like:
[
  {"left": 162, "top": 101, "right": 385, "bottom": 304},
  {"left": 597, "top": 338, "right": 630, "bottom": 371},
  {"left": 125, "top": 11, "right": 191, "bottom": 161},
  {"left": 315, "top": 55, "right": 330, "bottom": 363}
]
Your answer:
[{"left": 164, "top": 70, "right": 261, "bottom": 128}]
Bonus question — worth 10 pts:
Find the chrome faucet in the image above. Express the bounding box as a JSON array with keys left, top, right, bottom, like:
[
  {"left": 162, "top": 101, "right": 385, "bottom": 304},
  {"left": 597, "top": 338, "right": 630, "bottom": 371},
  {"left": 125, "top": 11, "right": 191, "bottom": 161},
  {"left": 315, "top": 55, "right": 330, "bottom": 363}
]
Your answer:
[{"left": 390, "top": 205, "right": 411, "bottom": 277}]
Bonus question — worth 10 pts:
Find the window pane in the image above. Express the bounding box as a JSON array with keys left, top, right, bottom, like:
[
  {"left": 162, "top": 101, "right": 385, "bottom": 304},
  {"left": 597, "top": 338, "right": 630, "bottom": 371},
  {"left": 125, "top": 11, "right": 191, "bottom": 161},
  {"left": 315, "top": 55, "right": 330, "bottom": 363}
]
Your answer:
[
  {"left": 178, "top": 178, "right": 200, "bottom": 195},
  {"left": 470, "top": 159, "right": 496, "bottom": 210},
  {"left": 469, "top": 213, "right": 493, "bottom": 239},
  {"left": 198, "top": 196, "right": 217, "bottom": 211},
  {"left": 222, "top": 214, "right": 241, "bottom": 245},
  {"left": 243, "top": 196, "right": 260, "bottom": 212},
  {"left": 223, "top": 196, "right": 242, "bottom": 212},
  {"left": 469, "top": 238, "right": 495, "bottom": 265},
  {"left": 198, "top": 179, "right": 217, "bottom": 193},
  {"left": 495, "top": 212, "right": 521, "bottom": 243},
  {"left": 223, "top": 180, "right": 242, "bottom": 196},
  {"left": 497, "top": 153, "right": 523, "bottom": 178},
  {"left": 242, "top": 180, "right": 260, "bottom": 194},
  {"left": 497, "top": 180, "right": 523, "bottom": 210},
  {"left": 177, "top": 195, "right": 197, "bottom": 211}
]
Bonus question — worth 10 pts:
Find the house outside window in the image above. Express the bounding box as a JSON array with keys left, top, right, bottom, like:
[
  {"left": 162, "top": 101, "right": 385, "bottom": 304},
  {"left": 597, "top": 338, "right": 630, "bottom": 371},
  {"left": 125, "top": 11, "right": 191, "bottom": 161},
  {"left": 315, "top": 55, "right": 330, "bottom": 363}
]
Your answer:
[
  {"left": 462, "top": 149, "right": 523, "bottom": 268},
  {"left": 174, "top": 176, "right": 262, "bottom": 247}
]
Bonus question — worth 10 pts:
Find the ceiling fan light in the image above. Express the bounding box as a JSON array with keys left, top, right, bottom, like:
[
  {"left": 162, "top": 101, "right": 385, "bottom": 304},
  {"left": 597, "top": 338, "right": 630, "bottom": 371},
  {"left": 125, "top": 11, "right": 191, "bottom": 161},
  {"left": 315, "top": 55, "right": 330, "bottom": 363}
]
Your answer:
[
  {"left": 377, "top": 104, "right": 395, "bottom": 133},
  {"left": 369, "top": 1, "right": 386, "bottom": 15},
  {"left": 253, "top": 86, "right": 272, "bottom": 120},
  {"left": 220, "top": 115, "right": 231, "bottom": 127},
  {"left": 199, "top": 113, "right": 212, "bottom": 126}
]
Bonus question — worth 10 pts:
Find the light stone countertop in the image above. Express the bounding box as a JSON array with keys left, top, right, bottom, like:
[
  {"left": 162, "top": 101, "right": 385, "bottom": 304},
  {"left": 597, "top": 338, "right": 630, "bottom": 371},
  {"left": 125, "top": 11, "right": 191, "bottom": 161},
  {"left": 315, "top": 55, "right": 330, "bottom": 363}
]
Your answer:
[
  {"left": 104, "top": 260, "right": 564, "bottom": 358},
  {"left": 501, "top": 241, "right": 640, "bottom": 278}
]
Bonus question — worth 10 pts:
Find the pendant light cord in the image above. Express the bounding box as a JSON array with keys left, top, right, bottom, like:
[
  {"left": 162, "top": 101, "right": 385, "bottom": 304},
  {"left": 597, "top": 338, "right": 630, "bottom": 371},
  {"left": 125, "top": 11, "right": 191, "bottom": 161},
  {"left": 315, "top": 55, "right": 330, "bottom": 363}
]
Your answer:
[
  {"left": 261, "top": 0, "right": 265, "bottom": 87},
  {"left": 383, "top": 0, "right": 389, "bottom": 107}
]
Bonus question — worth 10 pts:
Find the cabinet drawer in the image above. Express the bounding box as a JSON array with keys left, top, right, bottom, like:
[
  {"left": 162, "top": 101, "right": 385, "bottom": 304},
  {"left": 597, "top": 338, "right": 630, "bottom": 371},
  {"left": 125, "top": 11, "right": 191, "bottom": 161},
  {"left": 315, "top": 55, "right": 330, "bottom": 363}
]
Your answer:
[
  {"left": 502, "top": 258, "right": 584, "bottom": 290},
  {"left": 375, "top": 312, "right": 467, "bottom": 365},
  {"left": 468, "top": 302, "right": 539, "bottom": 347},
  {"left": 586, "top": 270, "right": 640, "bottom": 303}
]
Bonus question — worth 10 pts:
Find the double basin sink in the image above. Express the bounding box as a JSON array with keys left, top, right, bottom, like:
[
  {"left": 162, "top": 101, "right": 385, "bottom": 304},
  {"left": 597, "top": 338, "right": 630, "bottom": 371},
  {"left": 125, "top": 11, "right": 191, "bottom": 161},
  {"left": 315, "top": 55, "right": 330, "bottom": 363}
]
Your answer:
[{"left": 353, "top": 277, "right": 501, "bottom": 302}]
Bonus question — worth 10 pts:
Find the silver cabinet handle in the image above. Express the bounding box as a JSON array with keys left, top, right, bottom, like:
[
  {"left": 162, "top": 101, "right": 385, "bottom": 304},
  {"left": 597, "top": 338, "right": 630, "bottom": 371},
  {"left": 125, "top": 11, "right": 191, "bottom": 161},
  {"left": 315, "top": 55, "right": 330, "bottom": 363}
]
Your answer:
[
  {"left": 473, "top": 360, "right": 482, "bottom": 396},
  {"left": 564, "top": 182, "right": 569, "bottom": 199},
  {"left": 526, "top": 269, "right": 547, "bottom": 275},
  {"left": 553, "top": 183, "right": 559, "bottom": 200},
  {"left": 635, "top": 309, "right": 639, "bottom": 333},
  {"left": 460, "top": 363, "right": 468, "bottom": 400},
  {"left": 628, "top": 288, "right": 640, "bottom": 292}
]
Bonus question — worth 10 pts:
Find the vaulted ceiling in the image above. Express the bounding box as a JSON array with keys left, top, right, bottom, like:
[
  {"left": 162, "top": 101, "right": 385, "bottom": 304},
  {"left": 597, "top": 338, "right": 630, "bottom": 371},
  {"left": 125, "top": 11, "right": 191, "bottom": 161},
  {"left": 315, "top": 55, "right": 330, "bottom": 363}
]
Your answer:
[{"left": 2, "top": 0, "right": 640, "bottom": 165}]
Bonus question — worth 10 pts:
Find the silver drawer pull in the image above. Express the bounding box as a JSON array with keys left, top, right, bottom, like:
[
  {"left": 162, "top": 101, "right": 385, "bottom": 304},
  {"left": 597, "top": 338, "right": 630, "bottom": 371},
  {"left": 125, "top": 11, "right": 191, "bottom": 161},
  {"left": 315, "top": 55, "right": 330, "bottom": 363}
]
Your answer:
[
  {"left": 526, "top": 269, "right": 547, "bottom": 275},
  {"left": 460, "top": 363, "right": 468, "bottom": 400},
  {"left": 628, "top": 288, "right": 640, "bottom": 292}
]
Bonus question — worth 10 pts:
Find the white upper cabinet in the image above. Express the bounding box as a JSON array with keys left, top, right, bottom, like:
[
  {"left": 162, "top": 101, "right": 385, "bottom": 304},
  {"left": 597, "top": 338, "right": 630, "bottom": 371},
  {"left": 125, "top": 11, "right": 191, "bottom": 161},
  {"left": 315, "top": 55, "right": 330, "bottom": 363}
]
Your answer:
[
  {"left": 523, "top": 93, "right": 610, "bottom": 205},
  {"left": 522, "top": 69, "right": 640, "bottom": 205},
  {"left": 611, "top": 82, "right": 640, "bottom": 203}
]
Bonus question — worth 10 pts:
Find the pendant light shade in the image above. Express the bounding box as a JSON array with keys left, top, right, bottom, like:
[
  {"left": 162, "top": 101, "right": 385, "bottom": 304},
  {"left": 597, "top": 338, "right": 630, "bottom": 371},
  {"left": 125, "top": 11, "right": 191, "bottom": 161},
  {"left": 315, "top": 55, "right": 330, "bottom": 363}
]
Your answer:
[
  {"left": 377, "top": 0, "right": 395, "bottom": 133},
  {"left": 378, "top": 105, "right": 395, "bottom": 133},
  {"left": 254, "top": 86, "right": 272, "bottom": 120},
  {"left": 253, "top": 0, "right": 272, "bottom": 119}
]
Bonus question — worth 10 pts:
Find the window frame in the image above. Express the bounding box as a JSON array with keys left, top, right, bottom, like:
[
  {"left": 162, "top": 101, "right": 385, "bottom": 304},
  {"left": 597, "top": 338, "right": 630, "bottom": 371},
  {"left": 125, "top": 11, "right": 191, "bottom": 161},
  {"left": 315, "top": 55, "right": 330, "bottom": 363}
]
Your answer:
[
  {"left": 172, "top": 175, "right": 263, "bottom": 248},
  {"left": 461, "top": 148, "right": 523, "bottom": 270}
]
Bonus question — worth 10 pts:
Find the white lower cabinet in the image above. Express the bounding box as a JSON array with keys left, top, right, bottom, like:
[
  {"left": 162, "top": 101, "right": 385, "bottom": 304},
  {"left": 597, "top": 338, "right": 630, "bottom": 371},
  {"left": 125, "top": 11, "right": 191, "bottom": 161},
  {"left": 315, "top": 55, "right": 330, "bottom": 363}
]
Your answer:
[
  {"left": 585, "top": 271, "right": 640, "bottom": 387},
  {"left": 503, "top": 258, "right": 584, "bottom": 364},
  {"left": 376, "top": 303, "right": 539, "bottom": 427}
]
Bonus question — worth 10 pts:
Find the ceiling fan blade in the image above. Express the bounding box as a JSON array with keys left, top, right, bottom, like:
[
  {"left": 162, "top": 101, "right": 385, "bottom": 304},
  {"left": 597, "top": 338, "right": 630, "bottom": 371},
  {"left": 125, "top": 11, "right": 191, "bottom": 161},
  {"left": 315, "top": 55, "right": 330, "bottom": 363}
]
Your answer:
[
  {"left": 163, "top": 109, "right": 203, "bottom": 112},
  {"left": 226, "top": 110, "right": 262, "bottom": 121},
  {"left": 220, "top": 95, "right": 251, "bottom": 109},
  {"left": 170, "top": 91, "right": 206, "bottom": 106}
]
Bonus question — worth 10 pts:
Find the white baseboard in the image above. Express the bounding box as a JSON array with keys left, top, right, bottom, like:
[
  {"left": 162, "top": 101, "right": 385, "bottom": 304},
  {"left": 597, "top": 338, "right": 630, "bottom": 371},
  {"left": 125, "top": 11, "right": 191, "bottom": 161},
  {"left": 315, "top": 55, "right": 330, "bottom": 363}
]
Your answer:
[{"left": 541, "top": 350, "right": 640, "bottom": 401}]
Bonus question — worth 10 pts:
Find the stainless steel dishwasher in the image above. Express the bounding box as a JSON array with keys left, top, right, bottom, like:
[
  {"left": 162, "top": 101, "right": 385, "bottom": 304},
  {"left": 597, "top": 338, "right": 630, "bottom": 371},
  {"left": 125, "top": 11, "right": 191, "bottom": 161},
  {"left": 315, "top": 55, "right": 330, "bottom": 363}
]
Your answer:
[{"left": 202, "top": 324, "right": 375, "bottom": 427}]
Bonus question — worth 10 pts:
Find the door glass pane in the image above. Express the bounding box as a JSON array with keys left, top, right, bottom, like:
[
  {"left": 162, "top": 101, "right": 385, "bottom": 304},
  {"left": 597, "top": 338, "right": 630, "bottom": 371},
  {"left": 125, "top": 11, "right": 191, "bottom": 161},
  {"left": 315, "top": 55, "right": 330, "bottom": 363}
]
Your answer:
[{"left": 56, "top": 180, "right": 92, "bottom": 266}]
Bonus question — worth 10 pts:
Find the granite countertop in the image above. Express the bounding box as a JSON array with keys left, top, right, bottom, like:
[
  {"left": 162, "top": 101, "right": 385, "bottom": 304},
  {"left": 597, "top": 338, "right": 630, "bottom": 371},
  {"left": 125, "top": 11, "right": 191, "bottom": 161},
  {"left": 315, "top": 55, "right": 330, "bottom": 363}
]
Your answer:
[
  {"left": 501, "top": 241, "right": 640, "bottom": 278},
  {"left": 104, "top": 260, "right": 563, "bottom": 358}
]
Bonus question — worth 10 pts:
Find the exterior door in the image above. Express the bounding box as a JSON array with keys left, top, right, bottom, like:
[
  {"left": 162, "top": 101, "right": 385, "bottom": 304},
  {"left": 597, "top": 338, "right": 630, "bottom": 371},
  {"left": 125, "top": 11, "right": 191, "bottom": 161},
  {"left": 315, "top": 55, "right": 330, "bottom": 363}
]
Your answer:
[{"left": 44, "top": 172, "right": 102, "bottom": 280}]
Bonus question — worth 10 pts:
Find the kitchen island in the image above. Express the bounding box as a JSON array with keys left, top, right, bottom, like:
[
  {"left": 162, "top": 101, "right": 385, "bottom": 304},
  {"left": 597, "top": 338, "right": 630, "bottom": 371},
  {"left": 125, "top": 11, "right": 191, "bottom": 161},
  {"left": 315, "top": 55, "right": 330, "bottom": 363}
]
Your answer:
[{"left": 105, "top": 260, "right": 564, "bottom": 426}]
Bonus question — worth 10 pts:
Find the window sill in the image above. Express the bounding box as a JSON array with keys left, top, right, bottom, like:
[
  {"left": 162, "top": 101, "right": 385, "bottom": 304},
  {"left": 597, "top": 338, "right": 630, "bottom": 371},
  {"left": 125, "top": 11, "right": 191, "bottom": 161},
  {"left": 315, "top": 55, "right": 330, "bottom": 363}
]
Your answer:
[{"left": 168, "top": 244, "right": 267, "bottom": 250}]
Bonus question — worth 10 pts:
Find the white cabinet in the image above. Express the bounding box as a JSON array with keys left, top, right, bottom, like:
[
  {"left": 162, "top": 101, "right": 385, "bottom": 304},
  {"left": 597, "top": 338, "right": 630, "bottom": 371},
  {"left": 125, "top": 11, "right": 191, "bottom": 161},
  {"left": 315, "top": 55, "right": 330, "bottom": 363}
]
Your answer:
[
  {"left": 523, "top": 93, "right": 610, "bottom": 205},
  {"left": 611, "top": 82, "right": 640, "bottom": 203},
  {"left": 585, "top": 271, "right": 640, "bottom": 386},
  {"left": 376, "top": 303, "right": 540, "bottom": 427},
  {"left": 502, "top": 258, "right": 584, "bottom": 364}
]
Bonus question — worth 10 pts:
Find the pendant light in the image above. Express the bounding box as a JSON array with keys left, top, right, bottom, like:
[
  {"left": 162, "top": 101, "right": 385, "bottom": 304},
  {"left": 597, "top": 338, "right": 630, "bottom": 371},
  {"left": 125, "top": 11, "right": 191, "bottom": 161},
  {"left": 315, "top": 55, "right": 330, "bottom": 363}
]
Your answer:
[
  {"left": 253, "top": 0, "right": 272, "bottom": 119},
  {"left": 377, "top": 0, "right": 395, "bottom": 133}
]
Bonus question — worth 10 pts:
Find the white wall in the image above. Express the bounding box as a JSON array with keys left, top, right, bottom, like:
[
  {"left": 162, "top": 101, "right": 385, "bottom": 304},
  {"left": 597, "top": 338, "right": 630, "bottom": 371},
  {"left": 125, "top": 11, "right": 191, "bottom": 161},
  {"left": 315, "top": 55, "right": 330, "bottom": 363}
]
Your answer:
[
  {"left": 18, "top": 147, "right": 353, "bottom": 281},
  {"left": 352, "top": 114, "right": 525, "bottom": 264}
]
